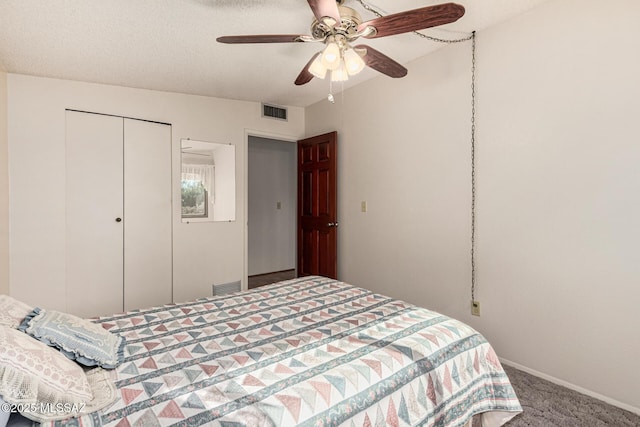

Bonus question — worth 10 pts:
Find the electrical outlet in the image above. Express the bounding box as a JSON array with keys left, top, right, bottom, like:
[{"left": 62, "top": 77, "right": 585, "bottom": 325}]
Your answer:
[
  {"left": 276, "top": 201, "right": 281, "bottom": 210},
  {"left": 471, "top": 300, "right": 481, "bottom": 316},
  {"left": 361, "top": 201, "right": 367, "bottom": 213}
]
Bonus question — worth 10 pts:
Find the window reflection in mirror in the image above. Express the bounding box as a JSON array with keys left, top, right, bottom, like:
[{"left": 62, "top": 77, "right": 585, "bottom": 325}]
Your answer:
[{"left": 181, "top": 139, "right": 236, "bottom": 222}]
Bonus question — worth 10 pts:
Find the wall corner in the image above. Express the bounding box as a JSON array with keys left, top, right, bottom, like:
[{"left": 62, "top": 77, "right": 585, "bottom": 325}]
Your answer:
[{"left": 0, "top": 71, "right": 8, "bottom": 295}]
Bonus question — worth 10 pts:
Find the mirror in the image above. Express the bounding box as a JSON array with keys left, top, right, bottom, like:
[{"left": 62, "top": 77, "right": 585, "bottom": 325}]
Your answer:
[{"left": 181, "top": 139, "right": 236, "bottom": 222}]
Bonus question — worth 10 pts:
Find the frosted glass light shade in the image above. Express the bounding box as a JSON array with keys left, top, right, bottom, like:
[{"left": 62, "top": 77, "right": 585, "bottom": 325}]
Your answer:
[
  {"left": 331, "top": 62, "right": 349, "bottom": 82},
  {"left": 309, "top": 54, "right": 327, "bottom": 79},
  {"left": 321, "top": 42, "right": 341, "bottom": 71},
  {"left": 343, "top": 48, "right": 365, "bottom": 76}
]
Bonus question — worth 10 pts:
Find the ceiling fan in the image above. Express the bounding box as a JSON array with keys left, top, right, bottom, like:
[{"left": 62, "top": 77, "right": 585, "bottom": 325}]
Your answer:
[{"left": 217, "top": 0, "right": 465, "bottom": 85}]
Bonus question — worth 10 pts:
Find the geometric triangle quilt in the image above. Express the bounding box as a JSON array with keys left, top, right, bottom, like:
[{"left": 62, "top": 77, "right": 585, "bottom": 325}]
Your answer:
[{"left": 42, "top": 276, "right": 521, "bottom": 427}]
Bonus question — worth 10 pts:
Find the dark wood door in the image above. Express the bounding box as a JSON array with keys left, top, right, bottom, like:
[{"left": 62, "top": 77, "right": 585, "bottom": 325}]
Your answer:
[{"left": 297, "top": 131, "right": 338, "bottom": 279}]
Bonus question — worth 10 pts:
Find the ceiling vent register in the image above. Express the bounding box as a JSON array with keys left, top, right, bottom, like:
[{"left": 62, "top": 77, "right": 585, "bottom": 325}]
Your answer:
[{"left": 262, "top": 103, "right": 288, "bottom": 121}]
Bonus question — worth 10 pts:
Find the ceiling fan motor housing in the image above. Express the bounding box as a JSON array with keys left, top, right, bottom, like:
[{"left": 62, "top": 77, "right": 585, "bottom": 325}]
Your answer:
[{"left": 311, "top": 6, "right": 363, "bottom": 41}]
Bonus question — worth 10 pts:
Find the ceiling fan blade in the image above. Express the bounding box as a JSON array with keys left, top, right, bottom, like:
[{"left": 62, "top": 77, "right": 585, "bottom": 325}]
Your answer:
[
  {"left": 307, "top": 0, "right": 342, "bottom": 27},
  {"left": 295, "top": 53, "right": 321, "bottom": 86},
  {"left": 355, "top": 45, "right": 407, "bottom": 78},
  {"left": 358, "top": 3, "right": 465, "bottom": 39},
  {"left": 217, "top": 34, "right": 307, "bottom": 44}
]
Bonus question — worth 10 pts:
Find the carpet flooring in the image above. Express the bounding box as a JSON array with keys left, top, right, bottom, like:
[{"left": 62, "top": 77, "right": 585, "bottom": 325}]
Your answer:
[{"left": 502, "top": 364, "right": 640, "bottom": 426}]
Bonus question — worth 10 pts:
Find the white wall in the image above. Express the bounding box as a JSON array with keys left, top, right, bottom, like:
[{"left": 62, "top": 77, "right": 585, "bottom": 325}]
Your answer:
[
  {"left": 212, "top": 144, "right": 236, "bottom": 221},
  {"left": 0, "top": 71, "right": 8, "bottom": 295},
  {"left": 305, "top": 0, "right": 640, "bottom": 413},
  {"left": 7, "top": 74, "right": 305, "bottom": 309},
  {"left": 248, "top": 136, "right": 296, "bottom": 276}
]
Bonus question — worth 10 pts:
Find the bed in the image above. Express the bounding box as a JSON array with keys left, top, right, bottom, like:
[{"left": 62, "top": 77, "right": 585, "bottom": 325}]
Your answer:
[{"left": 8, "top": 276, "right": 522, "bottom": 427}]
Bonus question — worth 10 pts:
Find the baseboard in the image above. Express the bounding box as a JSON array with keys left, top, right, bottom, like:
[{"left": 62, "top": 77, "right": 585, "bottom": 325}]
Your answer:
[{"left": 500, "top": 358, "right": 640, "bottom": 416}]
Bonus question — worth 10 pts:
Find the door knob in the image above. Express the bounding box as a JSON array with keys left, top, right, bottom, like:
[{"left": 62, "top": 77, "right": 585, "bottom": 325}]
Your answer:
[
  {"left": 327, "top": 222, "right": 338, "bottom": 227},
  {"left": 115, "top": 218, "right": 122, "bottom": 222}
]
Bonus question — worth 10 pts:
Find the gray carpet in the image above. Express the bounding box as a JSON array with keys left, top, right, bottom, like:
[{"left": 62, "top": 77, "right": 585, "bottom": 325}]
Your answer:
[{"left": 502, "top": 365, "right": 640, "bottom": 426}]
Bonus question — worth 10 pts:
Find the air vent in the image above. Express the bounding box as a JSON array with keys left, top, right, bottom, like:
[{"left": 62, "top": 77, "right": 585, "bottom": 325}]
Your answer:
[
  {"left": 212, "top": 281, "right": 241, "bottom": 296},
  {"left": 262, "top": 103, "right": 288, "bottom": 121}
]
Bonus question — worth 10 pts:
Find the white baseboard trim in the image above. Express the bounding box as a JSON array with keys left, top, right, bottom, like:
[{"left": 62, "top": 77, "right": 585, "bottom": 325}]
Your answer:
[{"left": 499, "top": 358, "right": 640, "bottom": 416}]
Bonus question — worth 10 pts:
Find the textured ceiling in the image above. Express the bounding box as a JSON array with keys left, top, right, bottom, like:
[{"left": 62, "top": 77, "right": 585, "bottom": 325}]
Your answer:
[{"left": 0, "top": 0, "right": 553, "bottom": 107}]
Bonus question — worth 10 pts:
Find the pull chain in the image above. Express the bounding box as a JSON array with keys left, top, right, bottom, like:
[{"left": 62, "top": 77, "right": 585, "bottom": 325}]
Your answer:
[{"left": 470, "top": 31, "right": 477, "bottom": 303}]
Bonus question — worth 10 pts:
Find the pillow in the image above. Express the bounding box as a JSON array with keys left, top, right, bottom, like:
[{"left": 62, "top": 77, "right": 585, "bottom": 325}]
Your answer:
[
  {"left": 0, "top": 295, "right": 33, "bottom": 329},
  {"left": 0, "top": 325, "right": 116, "bottom": 423},
  {"left": 19, "top": 308, "right": 125, "bottom": 369}
]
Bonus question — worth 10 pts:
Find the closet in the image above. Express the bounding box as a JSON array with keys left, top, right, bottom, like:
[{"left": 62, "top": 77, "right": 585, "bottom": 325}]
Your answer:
[{"left": 65, "top": 110, "right": 172, "bottom": 318}]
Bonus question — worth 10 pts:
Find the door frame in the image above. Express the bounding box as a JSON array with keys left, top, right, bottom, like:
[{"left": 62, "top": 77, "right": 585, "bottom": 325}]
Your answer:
[{"left": 243, "top": 129, "right": 300, "bottom": 291}]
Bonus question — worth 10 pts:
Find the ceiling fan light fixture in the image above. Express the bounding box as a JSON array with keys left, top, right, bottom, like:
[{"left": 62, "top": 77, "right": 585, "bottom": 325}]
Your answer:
[
  {"left": 308, "top": 54, "right": 328, "bottom": 79},
  {"left": 343, "top": 47, "right": 365, "bottom": 76},
  {"left": 321, "top": 41, "right": 341, "bottom": 70},
  {"left": 331, "top": 62, "right": 349, "bottom": 82}
]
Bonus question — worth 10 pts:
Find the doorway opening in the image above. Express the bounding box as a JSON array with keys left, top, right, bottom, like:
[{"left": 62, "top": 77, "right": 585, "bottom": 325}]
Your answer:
[{"left": 247, "top": 136, "right": 297, "bottom": 289}]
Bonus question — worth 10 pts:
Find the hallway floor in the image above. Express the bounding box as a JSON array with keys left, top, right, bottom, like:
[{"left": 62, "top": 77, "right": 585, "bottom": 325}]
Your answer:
[{"left": 248, "top": 269, "right": 296, "bottom": 289}]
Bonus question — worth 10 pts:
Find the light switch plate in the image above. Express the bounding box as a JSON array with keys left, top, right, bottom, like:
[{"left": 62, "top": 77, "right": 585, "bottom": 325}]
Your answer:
[{"left": 361, "top": 201, "right": 367, "bottom": 213}]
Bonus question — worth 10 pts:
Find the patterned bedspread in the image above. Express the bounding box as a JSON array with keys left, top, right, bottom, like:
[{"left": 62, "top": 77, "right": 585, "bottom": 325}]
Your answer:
[{"left": 48, "top": 276, "right": 521, "bottom": 427}]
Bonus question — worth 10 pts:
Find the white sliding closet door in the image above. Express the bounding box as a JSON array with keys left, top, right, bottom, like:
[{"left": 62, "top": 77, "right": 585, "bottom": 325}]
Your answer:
[
  {"left": 66, "top": 111, "right": 172, "bottom": 318},
  {"left": 66, "top": 111, "right": 124, "bottom": 317},
  {"left": 123, "top": 118, "right": 172, "bottom": 311}
]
